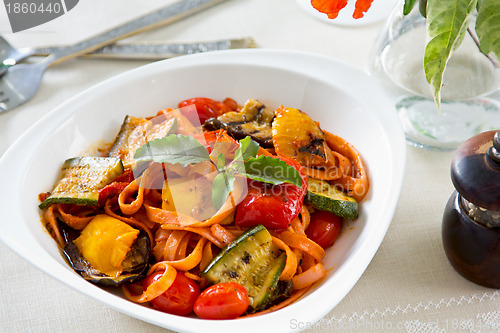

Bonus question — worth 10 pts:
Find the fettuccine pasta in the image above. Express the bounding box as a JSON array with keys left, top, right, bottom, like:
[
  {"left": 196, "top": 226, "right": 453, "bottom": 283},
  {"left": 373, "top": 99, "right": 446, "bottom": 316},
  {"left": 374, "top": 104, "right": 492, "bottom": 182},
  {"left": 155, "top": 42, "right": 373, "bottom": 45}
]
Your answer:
[{"left": 39, "top": 97, "right": 369, "bottom": 319}]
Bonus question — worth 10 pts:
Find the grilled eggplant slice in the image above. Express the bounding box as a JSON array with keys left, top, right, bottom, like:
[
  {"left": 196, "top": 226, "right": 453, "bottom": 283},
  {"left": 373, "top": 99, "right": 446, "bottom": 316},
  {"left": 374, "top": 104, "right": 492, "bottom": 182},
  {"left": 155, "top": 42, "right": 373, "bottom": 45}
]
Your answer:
[
  {"left": 203, "top": 99, "right": 275, "bottom": 147},
  {"left": 39, "top": 157, "right": 124, "bottom": 209},
  {"left": 61, "top": 214, "right": 151, "bottom": 286}
]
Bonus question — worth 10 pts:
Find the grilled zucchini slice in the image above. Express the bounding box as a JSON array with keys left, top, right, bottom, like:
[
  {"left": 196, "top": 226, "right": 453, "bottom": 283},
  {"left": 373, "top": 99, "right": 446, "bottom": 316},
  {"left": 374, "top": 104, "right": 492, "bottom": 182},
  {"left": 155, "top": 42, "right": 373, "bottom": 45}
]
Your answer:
[
  {"left": 109, "top": 115, "right": 177, "bottom": 168},
  {"left": 306, "top": 177, "right": 358, "bottom": 220},
  {"left": 201, "top": 224, "right": 287, "bottom": 311},
  {"left": 39, "top": 157, "right": 124, "bottom": 209}
]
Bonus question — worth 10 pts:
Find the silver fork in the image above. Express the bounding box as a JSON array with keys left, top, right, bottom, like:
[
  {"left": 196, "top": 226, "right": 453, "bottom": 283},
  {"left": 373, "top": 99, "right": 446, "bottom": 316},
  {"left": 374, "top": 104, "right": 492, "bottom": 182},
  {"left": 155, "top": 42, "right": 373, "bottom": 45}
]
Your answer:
[
  {"left": 0, "top": 0, "right": 229, "bottom": 113},
  {"left": 0, "top": 36, "right": 25, "bottom": 75}
]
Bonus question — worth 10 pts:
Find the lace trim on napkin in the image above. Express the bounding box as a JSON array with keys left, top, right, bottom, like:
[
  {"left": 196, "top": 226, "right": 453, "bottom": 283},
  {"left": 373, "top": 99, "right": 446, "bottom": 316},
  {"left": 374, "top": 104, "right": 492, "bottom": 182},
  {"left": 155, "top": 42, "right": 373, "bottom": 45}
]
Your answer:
[{"left": 310, "top": 291, "right": 500, "bottom": 332}]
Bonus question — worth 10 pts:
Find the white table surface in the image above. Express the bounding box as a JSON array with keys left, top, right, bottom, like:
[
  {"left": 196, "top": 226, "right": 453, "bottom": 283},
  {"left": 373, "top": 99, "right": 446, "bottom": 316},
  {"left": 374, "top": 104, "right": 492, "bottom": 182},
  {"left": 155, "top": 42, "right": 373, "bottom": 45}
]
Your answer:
[{"left": 1, "top": 1, "right": 499, "bottom": 332}]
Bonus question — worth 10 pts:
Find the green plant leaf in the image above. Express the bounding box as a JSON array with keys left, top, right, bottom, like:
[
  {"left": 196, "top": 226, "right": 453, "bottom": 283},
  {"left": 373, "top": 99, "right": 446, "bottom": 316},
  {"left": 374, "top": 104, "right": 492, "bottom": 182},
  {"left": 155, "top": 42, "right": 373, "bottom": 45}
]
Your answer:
[
  {"left": 419, "top": 0, "right": 428, "bottom": 17},
  {"left": 134, "top": 134, "right": 210, "bottom": 166},
  {"left": 475, "top": 0, "right": 500, "bottom": 62},
  {"left": 404, "top": 0, "right": 417, "bottom": 15},
  {"left": 212, "top": 171, "right": 235, "bottom": 210},
  {"left": 424, "top": 0, "right": 478, "bottom": 112},
  {"left": 241, "top": 155, "right": 303, "bottom": 188}
]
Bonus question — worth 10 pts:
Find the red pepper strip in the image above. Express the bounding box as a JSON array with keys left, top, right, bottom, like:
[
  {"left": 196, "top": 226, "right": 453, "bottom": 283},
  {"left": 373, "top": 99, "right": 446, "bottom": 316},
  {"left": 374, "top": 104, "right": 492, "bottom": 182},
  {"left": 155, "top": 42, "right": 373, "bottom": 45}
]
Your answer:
[
  {"left": 113, "top": 169, "right": 135, "bottom": 183},
  {"left": 310, "top": 0, "right": 348, "bottom": 19},
  {"left": 353, "top": 0, "right": 374, "bottom": 19},
  {"left": 98, "top": 182, "right": 131, "bottom": 206},
  {"left": 98, "top": 169, "right": 134, "bottom": 206}
]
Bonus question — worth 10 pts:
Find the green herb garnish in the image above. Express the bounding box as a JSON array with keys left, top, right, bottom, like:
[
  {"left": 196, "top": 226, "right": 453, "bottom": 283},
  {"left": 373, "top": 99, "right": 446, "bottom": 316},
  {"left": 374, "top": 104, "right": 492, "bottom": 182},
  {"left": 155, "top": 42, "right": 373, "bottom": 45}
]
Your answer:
[
  {"left": 134, "top": 134, "right": 210, "bottom": 167},
  {"left": 134, "top": 134, "right": 302, "bottom": 209}
]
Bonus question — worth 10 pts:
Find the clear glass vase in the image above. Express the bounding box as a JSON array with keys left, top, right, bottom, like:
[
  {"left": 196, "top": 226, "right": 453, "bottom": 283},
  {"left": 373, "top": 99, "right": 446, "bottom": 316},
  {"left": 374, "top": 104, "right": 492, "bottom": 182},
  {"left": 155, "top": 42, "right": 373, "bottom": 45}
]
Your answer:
[{"left": 368, "top": 1, "right": 500, "bottom": 150}]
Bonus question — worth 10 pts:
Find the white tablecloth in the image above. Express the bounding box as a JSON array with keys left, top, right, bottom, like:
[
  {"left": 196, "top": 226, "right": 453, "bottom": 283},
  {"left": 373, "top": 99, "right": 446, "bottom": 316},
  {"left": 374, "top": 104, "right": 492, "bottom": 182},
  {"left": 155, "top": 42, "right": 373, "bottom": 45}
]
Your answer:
[{"left": 1, "top": 1, "right": 499, "bottom": 332}]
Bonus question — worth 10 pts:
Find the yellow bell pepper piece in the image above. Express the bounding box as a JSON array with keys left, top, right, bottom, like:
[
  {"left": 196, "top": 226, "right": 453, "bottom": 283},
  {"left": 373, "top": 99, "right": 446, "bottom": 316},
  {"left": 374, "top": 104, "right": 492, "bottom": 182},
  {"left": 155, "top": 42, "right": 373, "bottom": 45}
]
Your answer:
[{"left": 74, "top": 214, "right": 139, "bottom": 277}]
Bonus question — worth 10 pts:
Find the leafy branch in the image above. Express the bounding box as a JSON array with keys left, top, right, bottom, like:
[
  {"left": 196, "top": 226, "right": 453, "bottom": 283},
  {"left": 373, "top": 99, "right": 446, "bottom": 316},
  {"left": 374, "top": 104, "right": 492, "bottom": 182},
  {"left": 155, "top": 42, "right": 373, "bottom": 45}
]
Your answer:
[
  {"left": 404, "top": 0, "right": 500, "bottom": 112},
  {"left": 312, "top": 0, "right": 499, "bottom": 112}
]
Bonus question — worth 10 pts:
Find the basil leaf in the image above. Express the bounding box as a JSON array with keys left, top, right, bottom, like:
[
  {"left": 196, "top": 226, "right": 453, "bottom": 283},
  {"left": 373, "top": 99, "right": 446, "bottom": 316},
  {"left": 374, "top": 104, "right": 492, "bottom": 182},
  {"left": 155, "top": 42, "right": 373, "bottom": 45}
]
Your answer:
[
  {"left": 134, "top": 134, "right": 210, "bottom": 166},
  {"left": 476, "top": 0, "right": 500, "bottom": 62},
  {"left": 212, "top": 171, "right": 235, "bottom": 210},
  {"left": 424, "top": 0, "right": 477, "bottom": 112},
  {"left": 234, "top": 136, "right": 260, "bottom": 162},
  {"left": 216, "top": 153, "right": 226, "bottom": 170},
  {"left": 225, "top": 136, "right": 260, "bottom": 174},
  {"left": 242, "top": 155, "right": 303, "bottom": 188}
]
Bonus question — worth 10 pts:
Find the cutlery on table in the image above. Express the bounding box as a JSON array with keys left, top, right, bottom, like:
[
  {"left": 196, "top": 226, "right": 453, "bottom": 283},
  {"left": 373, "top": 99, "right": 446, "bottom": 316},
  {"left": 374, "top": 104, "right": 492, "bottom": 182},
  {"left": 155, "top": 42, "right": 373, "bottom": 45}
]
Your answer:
[
  {"left": 0, "top": 37, "right": 256, "bottom": 74},
  {"left": 0, "top": 0, "right": 229, "bottom": 113}
]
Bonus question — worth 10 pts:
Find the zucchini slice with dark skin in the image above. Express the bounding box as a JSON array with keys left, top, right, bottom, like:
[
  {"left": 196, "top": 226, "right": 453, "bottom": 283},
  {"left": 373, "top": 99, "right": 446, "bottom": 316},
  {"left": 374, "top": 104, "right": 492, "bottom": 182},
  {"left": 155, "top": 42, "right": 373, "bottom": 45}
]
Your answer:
[
  {"left": 203, "top": 99, "right": 275, "bottom": 148},
  {"left": 264, "top": 280, "right": 293, "bottom": 310},
  {"left": 108, "top": 115, "right": 147, "bottom": 162},
  {"left": 306, "top": 177, "right": 358, "bottom": 220},
  {"left": 39, "top": 157, "right": 124, "bottom": 209},
  {"left": 201, "top": 224, "right": 287, "bottom": 311},
  {"left": 108, "top": 114, "right": 177, "bottom": 168}
]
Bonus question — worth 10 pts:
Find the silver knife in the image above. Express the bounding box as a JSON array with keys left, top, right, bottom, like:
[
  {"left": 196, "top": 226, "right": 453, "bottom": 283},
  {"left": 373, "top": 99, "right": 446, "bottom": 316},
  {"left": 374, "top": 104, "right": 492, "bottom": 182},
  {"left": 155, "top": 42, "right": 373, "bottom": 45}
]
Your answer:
[{"left": 30, "top": 38, "right": 257, "bottom": 60}]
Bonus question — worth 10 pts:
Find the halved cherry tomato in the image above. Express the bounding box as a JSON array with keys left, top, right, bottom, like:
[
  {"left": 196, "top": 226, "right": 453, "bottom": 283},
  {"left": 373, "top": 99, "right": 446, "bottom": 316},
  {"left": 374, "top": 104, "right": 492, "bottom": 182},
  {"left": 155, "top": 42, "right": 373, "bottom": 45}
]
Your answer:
[
  {"left": 178, "top": 97, "right": 237, "bottom": 125},
  {"left": 306, "top": 210, "right": 343, "bottom": 248},
  {"left": 143, "top": 271, "right": 200, "bottom": 316},
  {"left": 234, "top": 157, "right": 307, "bottom": 230},
  {"left": 193, "top": 282, "right": 249, "bottom": 320}
]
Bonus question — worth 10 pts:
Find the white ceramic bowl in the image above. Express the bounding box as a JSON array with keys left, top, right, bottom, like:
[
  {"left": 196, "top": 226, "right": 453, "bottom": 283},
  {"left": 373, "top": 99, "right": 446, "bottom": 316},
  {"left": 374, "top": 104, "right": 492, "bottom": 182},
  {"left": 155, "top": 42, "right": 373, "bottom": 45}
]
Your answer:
[{"left": 0, "top": 49, "right": 405, "bottom": 333}]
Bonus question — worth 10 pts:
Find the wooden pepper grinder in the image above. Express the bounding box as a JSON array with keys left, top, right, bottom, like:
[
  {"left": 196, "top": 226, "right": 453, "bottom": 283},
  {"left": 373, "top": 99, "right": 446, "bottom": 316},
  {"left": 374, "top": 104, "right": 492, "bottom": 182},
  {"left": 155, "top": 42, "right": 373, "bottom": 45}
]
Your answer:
[{"left": 442, "top": 130, "right": 500, "bottom": 288}]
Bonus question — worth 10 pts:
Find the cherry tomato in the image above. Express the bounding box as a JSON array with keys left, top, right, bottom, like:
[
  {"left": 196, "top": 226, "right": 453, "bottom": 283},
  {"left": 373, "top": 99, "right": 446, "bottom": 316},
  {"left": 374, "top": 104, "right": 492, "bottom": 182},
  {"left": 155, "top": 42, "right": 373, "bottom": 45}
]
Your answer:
[
  {"left": 221, "top": 97, "right": 238, "bottom": 111},
  {"left": 178, "top": 97, "right": 236, "bottom": 125},
  {"left": 143, "top": 271, "right": 200, "bottom": 316},
  {"left": 235, "top": 157, "right": 307, "bottom": 230},
  {"left": 306, "top": 210, "right": 343, "bottom": 248},
  {"left": 193, "top": 282, "right": 249, "bottom": 320}
]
